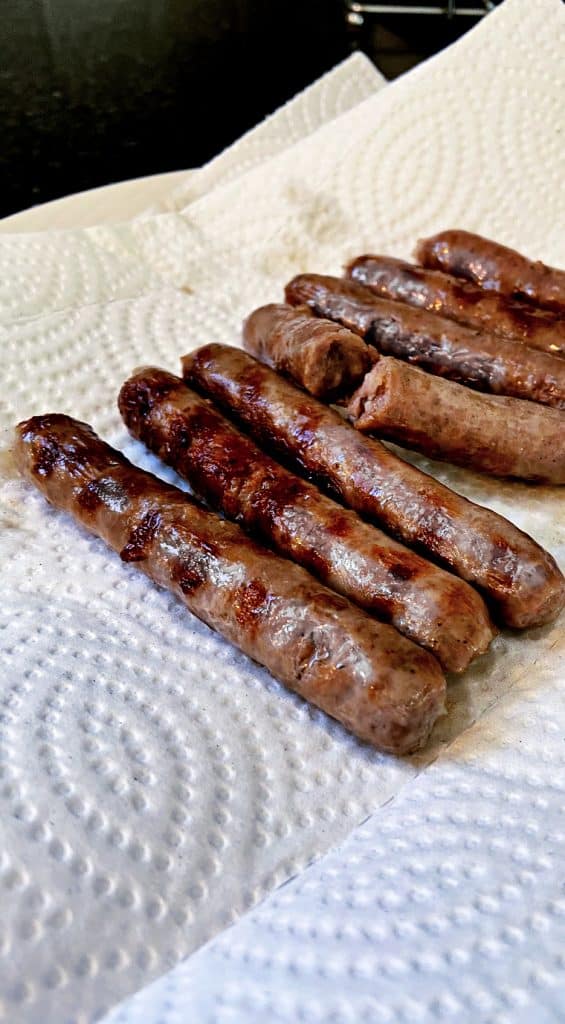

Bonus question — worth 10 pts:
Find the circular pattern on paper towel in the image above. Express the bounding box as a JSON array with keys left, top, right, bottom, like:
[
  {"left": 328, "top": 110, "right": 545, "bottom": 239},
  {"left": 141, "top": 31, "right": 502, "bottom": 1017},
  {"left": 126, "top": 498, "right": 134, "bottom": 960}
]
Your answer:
[
  {"left": 348, "top": 79, "right": 482, "bottom": 252},
  {"left": 0, "top": 595, "right": 274, "bottom": 1021},
  {"left": 0, "top": 231, "right": 152, "bottom": 322},
  {"left": 0, "top": 492, "right": 398, "bottom": 1024},
  {"left": 1, "top": 288, "right": 200, "bottom": 439},
  {"left": 105, "top": 750, "right": 565, "bottom": 1024}
]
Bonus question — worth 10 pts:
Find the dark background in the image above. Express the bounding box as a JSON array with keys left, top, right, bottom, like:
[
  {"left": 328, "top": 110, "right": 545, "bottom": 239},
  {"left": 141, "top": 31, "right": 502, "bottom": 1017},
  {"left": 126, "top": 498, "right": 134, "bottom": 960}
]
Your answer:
[{"left": 1, "top": 1, "right": 497, "bottom": 219}]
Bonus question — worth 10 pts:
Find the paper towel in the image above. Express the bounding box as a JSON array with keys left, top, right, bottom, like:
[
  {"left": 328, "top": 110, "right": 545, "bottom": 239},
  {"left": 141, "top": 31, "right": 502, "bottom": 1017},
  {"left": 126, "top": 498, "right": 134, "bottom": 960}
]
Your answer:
[
  {"left": 1, "top": 1, "right": 564, "bottom": 1021},
  {"left": 102, "top": 625, "right": 565, "bottom": 1024}
]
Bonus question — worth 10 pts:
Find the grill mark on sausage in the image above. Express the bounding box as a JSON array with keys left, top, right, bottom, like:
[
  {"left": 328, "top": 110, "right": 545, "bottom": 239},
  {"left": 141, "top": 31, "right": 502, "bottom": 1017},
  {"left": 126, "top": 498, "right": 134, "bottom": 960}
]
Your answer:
[
  {"left": 233, "top": 579, "right": 270, "bottom": 627},
  {"left": 171, "top": 406, "right": 256, "bottom": 516},
  {"left": 387, "top": 561, "right": 417, "bottom": 582},
  {"left": 118, "top": 372, "right": 179, "bottom": 424},
  {"left": 120, "top": 509, "right": 162, "bottom": 562},
  {"left": 326, "top": 512, "right": 354, "bottom": 538},
  {"left": 173, "top": 547, "right": 215, "bottom": 594},
  {"left": 247, "top": 472, "right": 310, "bottom": 524}
]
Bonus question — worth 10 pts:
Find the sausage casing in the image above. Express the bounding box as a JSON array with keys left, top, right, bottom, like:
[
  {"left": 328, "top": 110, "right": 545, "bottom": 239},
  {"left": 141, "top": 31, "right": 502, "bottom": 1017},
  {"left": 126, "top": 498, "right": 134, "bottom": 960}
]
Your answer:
[
  {"left": 119, "top": 367, "right": 494, "bottom": 672},
  {"left": 285, "top": 272, "right": 385, "bottom": 336},
  {"left": 285, "top": 274, "right": 565, "bottom": 409},
  {"left": 243, "top": 303, "right": 375, "bottom": 398},
  {"left": 416, "top": 230, "right": 565, "bottom": 315},
  {"left": 348, "top": 357, "right": 565, "bottom": 484},
  {"left": 182, "top": 344, "right": 565, "bottom": 629},
  {"left": 14, "top": 414, "right": 447, "bottom": 755},
  {"left": 346, "top": 254, "right": 565, "bottom": 358}
]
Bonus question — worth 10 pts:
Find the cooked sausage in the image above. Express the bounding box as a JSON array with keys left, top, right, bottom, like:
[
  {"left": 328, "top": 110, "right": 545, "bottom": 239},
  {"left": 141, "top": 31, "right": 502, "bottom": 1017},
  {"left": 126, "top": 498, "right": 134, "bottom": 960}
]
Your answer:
[
  {"left": 285, "top": 274, "right": 565, "bottom": 410},
  {"left": 182, "top": 344, "right": 565, "bottom": 629},
  {"left": 346, "top": 255, "right": 565, "bottom": 358},
  {"left": 348, "top": 357, "right": 565, "bottom": 484},
  {"left": 119, "top": 367, "right": 494, "bottom": 672},
  {"left": 285, "top": 272, "right": 385, "bottom": 336},
  {"left": 14, "top": 413, "right": 447, "bottom": 754},
  {"left": 416, "top": 230, "right": 565, "bottom": 315},
  {"left": 243, "top": 303, "right": 375, "bottom": 398}
]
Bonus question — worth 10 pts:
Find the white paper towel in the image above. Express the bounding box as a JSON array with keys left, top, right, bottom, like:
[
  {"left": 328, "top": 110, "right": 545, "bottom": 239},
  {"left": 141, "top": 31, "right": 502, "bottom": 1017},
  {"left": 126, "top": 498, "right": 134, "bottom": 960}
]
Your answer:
[
  {"left": 1, "top": 1, "right": 564, "bottom": 1021},
  {"left": 102, "top": 624, "right": 565, "bottom": 1024}
]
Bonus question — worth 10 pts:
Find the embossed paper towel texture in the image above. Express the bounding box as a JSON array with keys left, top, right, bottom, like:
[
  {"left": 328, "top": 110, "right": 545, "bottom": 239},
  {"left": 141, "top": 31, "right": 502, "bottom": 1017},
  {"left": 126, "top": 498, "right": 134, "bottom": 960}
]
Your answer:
[
  {"left": 103, "top": 627, "right": 565, "bottom": 1024},
  {"left": 8, "top": 291, "right": 562, "bottom": 1024},
  {"left": 1, "top": 1, "right": 564, "bottom": 1022}
]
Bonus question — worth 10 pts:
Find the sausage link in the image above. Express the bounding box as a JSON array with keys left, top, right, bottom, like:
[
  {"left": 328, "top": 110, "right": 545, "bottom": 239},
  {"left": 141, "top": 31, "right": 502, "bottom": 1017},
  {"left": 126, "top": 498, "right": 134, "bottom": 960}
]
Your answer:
[
  {"left": 416, "top": 230, "right": 565, "bottom": 315},
  {"left": 285, "top": 274, "right": 565, "bottom": 410},
  {"left": 15, "top": 414, "right": 447, "bottom": 755},
  {"left": 243, "top": 303, "right": 375, "bottom": 398},
  {"left": 182, "top": 344, "right": 565, "bottom": 629},
  {"left": 119, "top": 367, "right": 494, "bottom": 672},
  {"left": 348, "top": 357, "right": 565, "bottom": 484},
  {"left": 286, "top": 272, "right": 383, "bottom": 336},
  {"left": 346, "top": 255, "right": 565, "bottom": 358}
]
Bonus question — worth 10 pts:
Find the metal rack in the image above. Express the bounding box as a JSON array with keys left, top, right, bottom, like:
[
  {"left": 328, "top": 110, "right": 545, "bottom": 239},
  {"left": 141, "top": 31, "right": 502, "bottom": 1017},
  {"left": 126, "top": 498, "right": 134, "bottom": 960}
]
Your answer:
[
  {"left": 346, "top": 2, "right": 498, "bottom": 24},
  {"left": 344, "top": 1, "right": 501, "bottom": 78}
]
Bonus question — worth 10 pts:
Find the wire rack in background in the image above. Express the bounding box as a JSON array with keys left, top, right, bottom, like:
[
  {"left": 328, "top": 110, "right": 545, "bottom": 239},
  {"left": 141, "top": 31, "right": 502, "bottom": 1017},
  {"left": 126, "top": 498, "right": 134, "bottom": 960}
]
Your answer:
[
  {"left": 346, "top": 1, "right": 498, "bottom": 21},
  {"left": 345, "top": 0, "right": 503, "bottom": 78}
]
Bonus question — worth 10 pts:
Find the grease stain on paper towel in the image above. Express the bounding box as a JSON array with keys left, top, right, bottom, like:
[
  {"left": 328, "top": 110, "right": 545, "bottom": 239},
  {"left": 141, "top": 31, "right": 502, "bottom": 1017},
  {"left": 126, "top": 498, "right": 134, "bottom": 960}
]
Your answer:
[{"left": 257, "top": 180, "right": 351, "bottom": 279}]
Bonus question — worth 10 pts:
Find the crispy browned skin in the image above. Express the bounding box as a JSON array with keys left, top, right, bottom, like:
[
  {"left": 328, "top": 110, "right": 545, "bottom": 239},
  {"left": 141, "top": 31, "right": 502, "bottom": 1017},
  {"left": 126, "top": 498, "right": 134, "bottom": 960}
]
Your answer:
[
  {"left": 119, "top": 367, "right": 494, "bottom": 672},
  {"left": 285, "top": 274, "right": 565, "bottom": 410},
  {"left": 182, "top": 345, "right": 565, "bottom": 629},
  {"left": 243, "top": 303, "right": 375, "bottom": 398},
  {"left": 349, "top": 357, "right": 565, "bottom": 484},
  {"left": 15, "top": 413, "right": 446, "bottom": 754},
  {"left": 346, "top": 255, "right": 565, "bottom": 358},
  {"left": 416, "top": 230, "right": 565, "bottom": 315}
]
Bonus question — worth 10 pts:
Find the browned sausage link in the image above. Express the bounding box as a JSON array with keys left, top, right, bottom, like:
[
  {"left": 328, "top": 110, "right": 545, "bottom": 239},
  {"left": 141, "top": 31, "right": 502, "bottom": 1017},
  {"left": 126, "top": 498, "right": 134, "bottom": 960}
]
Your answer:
[
  {"left": 349, "top": 357, "right": 565, "bottom": 485},
  {"left": 14, "top": 413, "right": 446, "bottom": 754},
  {"left": 182, "top": 345, "right": 565, "bottom": 629},
  {"left": 243, "top": 303, "right": 375, "bottom": 399},
  {"left": 416, "top": 230, "right": 565, "bottom": 315},
  {"left": 285, "top": 274, "right": 565, "bottom": 410},
  {"left": 285, "top": 273, "right": 382, "bottom": 336},
  {"left": 346, "top": 255, "right": 565, "bottom": 358},
  {"left": 119, "top": 367, "right": 494, "bottom": 672}
]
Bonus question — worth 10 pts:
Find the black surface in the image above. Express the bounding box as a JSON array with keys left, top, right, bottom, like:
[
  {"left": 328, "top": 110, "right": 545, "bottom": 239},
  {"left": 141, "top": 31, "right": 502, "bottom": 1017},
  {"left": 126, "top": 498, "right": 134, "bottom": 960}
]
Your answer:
[
  {"left": 1, "top": 0, "right": 347, "bottom": 218},
  {"left": 1, "top": 1, "right": 498, "bottom": 219}
]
